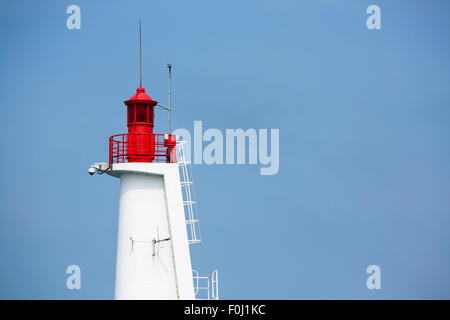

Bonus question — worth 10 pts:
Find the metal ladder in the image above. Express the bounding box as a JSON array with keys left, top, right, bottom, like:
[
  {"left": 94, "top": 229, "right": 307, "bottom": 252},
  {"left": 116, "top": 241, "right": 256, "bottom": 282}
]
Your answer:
[{"left": 177, "top": 140, "right": 201, "bottom": 244}]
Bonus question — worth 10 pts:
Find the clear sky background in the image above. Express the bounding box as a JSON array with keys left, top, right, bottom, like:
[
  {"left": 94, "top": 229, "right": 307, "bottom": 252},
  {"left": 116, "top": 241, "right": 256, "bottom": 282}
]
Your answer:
[{"left": 0, "top": 0, "right": 449, "bottom": 299}]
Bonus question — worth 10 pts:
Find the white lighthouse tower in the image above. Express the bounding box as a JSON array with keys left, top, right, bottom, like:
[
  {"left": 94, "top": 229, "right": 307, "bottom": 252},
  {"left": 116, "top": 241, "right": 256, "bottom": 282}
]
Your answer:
[{"left": 89, "top": 40, "right": 218, "bottom": 299}]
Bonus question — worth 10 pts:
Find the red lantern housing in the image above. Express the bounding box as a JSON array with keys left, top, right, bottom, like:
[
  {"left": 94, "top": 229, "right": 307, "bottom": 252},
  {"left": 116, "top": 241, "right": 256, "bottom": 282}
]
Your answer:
[{"left": 124, "top": 87, "right": 158, "bottom": 162}]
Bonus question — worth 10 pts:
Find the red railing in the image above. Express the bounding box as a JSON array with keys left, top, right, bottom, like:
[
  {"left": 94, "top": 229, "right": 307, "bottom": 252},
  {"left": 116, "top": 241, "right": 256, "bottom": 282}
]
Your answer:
[{"left": 109, "top": 133, "right": 177, "bottom": 164}]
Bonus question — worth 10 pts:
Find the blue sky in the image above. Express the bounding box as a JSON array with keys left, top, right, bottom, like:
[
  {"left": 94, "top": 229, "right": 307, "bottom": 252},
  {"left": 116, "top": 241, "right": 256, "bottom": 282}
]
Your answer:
[{"left": 0, "top": 0, "right": 449, "bottom": 299}]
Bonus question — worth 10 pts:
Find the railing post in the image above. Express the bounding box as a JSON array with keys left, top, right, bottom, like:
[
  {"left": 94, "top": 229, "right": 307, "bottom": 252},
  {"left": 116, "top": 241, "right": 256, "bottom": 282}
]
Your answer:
[
  {"left": 122, "top": 134, "right": 125, "bottom": 163},
  {"left": 109, "top": 138, "right": 112, "bottom": 164}
]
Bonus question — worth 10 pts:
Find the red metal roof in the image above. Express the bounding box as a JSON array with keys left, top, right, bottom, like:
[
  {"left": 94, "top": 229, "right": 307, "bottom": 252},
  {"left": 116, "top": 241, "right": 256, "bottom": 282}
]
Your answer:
[{"left": 126, "top": 87, "right": 156, "bottom": 102}]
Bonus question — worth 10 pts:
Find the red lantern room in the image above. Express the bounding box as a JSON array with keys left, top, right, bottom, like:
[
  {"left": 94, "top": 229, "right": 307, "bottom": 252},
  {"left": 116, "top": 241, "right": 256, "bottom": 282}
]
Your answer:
[
  {"left": 108, "top": 85, "right": 177, "bottom": 164},
  {"left": 125, "top": 86, "right": 158, "bottom": 162}
]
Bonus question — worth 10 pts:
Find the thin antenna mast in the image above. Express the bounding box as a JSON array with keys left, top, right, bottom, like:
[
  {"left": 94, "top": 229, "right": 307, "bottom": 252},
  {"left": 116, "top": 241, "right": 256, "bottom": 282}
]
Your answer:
[
  {"left": 139, "top": 20, "right": 142, "bottom": 87},
  {"left": 167, "top": 63, "right": 172, "bottom": 133}
]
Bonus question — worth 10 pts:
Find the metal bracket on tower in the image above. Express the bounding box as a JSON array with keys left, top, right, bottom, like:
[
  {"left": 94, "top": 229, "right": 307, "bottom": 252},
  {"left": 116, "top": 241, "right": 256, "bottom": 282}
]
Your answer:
[
  {"left": 152, "top": 227, "right": 171, "bottom": 257},
  {"left": 129, "top": 228, "right": 170, "bottom": 257},
  {"left": 89, "top": 162, "right": 110, "bottom": 175}
]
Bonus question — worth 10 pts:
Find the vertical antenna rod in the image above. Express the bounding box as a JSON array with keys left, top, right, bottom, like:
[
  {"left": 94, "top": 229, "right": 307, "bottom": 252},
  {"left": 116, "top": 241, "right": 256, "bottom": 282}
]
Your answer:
[
  {"left": 167, "top": 63, "right": 172, "bottom": 133},
  {"left": 139, "top": 20, "right": 142, "bottom": 87}
]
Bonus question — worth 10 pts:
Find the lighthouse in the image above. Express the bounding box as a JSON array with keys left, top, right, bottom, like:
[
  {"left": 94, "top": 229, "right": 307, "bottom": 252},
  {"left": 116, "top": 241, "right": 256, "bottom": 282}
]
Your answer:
[
  {"left": 89, "top": 25, "right": 218, "bottom": 300},
  {"left": 90, "top": 80, "right": 217, "bottom": 299},
  {"left": 108, "top": 84, "right": 195, "bottom": 299}
]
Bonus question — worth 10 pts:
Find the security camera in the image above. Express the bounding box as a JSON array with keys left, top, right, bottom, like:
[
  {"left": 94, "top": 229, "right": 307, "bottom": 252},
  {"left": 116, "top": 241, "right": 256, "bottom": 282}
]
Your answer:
[{"left": 88, "top": 167, "right": 96, "bottom": 175}]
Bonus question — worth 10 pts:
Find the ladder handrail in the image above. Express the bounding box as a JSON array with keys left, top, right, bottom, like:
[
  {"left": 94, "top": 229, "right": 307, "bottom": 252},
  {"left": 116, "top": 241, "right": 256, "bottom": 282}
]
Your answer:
[{"left": 192, "top": 269, "right": 219, "bottom": 300}]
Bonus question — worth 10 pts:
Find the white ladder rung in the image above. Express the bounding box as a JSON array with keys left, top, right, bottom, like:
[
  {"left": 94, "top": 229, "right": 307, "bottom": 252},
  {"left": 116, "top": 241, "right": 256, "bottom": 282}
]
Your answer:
[{"left": 184, "top": 200, "right": 196, "bottom": 205}]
